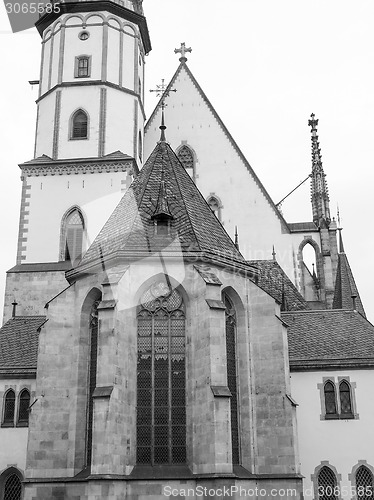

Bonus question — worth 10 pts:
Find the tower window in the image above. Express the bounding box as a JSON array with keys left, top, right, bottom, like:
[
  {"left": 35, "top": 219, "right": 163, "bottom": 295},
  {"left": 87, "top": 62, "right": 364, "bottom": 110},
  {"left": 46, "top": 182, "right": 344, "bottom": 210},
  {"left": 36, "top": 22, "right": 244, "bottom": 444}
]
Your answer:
[
  {"left": 17, "top": 389, "right": 30, "bottom": 426},
  {"left": 75, "top": 55, "right": 91, "bottom": 78},
  {"left": 136, "top": 280, "right": 186, "bottom": 465},
  {"left": 64, "top": 209, "right": 84, "bottom": 264},
  {"left": 71, "top": 110, "right": 88, "bottom": 140},
  {"left": 2, "top": 389, "right": 15, "bottom": 426},
  {"left": 78, "top": 31, "right": 90, "bottom": 41}
]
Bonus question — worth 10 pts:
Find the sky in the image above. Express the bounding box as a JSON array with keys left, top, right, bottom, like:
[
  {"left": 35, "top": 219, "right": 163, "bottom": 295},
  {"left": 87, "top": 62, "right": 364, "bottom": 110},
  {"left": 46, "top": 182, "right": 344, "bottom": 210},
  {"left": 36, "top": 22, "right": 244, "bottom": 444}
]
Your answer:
[{"left": 0, "top": 0, "right": 373, "bottom": 322}]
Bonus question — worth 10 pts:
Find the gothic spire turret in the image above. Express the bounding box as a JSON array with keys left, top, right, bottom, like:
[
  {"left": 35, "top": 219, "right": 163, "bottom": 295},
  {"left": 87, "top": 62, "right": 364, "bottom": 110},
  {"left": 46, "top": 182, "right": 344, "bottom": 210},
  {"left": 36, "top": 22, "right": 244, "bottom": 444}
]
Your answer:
[{"left": 308, "top": 114, "right": 331, "bottom": 227}]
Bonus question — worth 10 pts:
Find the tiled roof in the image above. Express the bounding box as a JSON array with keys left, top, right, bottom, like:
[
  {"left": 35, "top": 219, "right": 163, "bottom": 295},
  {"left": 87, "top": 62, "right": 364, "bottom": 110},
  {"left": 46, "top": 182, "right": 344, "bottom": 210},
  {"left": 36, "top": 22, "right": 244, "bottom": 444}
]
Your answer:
[
  {"left": 249, "top": 260, "right": 308, "bottom": 311},
  {"left": 78, "top": 139, "right": 250, "bottom": 272},
  {"left": 282, "top": 310, "right": 374, "bottom": 369},
  {"left": 333, "top": 252, "right": 365, "bottom": 316},
  {"left": 20, "top": 150, "right": 133, "bottom": 166},
  {"left": 0, "top": 316, "right": 46, "bottom": 375},
  {"left": 288, "top": 222, "right": 318, "bottom": 232}
]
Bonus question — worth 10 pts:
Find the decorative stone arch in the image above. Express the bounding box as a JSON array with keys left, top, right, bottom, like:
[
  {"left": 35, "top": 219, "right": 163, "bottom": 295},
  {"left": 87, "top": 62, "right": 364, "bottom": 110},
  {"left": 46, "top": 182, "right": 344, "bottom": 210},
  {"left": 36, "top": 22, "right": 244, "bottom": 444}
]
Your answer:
[
  {"left": 84, "top": 12, "right": 106, "bottom": 25},
  {"left": 206, "top": 193, "right": 223, "bottom": 221},
  {"left": 59, "top": 205, "right": 86, "bottom": 262},
  {"left": 311, "top": 461, "right": 342, "bottom": 500},
  {"left": 107, "top": 16, "right": 121, "bottom": 29},
  {"left": 349, "top": 461, "right": 374, "bottom": 500},
  {"left": 43, "top": 28, "right": 52, "bottom": 41},
  {"left": 0, "top": 466, "right": 23, "bottom": 500},
  {"left": 122, "top": 22, "right": 136, "bottom": 36},
  {"left": 52, "top": 21, "right": 61, "bottom": 33},
  {"left": 69, "top": 108, "right": 89, "bottom": 140},
  {"left": 176, "top": 143, "right": 197, "bottom": 181},
  {"left": 297, "top": 236, "right": 324, "bottom": 301},
  {"left": 64, "top": 14, "right": 85, "bottom": 26}
]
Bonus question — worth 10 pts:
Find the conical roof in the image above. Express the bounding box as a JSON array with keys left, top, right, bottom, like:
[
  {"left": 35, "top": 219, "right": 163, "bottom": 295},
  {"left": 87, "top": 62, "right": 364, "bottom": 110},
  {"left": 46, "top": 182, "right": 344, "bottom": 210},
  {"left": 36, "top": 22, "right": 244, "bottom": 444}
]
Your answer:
[
  {"left": 333, "top": 252, "right": 365, "bottom": 317},
  {"left": 77, "top": 139, "right": 248, "bottom": 272}
]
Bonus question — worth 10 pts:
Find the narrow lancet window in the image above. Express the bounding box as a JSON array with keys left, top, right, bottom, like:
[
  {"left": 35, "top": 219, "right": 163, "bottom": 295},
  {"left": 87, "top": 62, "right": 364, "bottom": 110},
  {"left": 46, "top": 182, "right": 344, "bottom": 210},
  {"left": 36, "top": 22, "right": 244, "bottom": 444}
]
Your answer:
[
  {"left": 339, "top": 380, "right": 352, "bottom": 416},
  {"left": 17, "top": 389, "right": 30, "bottom": 425},
  {"left": 64, "top": 209, "right": 84, "bottom": 265},
  {"left": 71, "top": 110, "right": 88, "bottom": 139},
  {"left": 3, "top": 390, "right": 15, "bottom": 426},
  {"left": 324, "top": 381, "right": 337, "bottom": 416}
]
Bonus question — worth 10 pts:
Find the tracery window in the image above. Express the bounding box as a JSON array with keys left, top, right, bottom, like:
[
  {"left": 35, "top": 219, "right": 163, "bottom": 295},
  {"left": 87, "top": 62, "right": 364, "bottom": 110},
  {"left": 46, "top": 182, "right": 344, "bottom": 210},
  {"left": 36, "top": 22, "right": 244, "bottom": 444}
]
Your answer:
[
  {"left": 355, "top": 465, "right": 374, "bottom": 500},
  {"left": 64, "top": 209, "right": 84, "bottom": 264},
  {"left": 17, "top": 389, "right": 30, "bottom": 425},
  {"left": 137, "top": 280, "right": 186, "bottom": 465},
  {"left": 71, "top": 109, "right": 88, "bottom": 139},
  {"left": 324, "top": 381, "right": 337, "bottom": 417},
  {"left": 2, "top": 390, "right": 15, "bottom": 426},
  {"left": 317, "top": 466, "right": 338, "bottom": 500},
  {"left": 224, "top": 294, "right": 239, "bottom": 464},
  {"left": 177, "top": 145, "right": 194, "bottom": 170}
]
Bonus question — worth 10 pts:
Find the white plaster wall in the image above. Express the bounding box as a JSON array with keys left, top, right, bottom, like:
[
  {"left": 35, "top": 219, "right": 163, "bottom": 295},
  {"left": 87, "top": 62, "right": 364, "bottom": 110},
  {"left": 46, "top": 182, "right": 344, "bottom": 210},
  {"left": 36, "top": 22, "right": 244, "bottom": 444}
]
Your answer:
[
  {"left": 34, "top": 92, "right": 55, "bottom": 158},
  {"left": 24, "top": 172, "right": 128, "bottom": 263},
  {"left": 122, "top": 28, "right": 135, "bottom": 89},
  {"left": 107, "top": 22, "right": 121, "bottom": 85},
  {"left": 291, "top": 370, "right": 374, "bottom": 499}
]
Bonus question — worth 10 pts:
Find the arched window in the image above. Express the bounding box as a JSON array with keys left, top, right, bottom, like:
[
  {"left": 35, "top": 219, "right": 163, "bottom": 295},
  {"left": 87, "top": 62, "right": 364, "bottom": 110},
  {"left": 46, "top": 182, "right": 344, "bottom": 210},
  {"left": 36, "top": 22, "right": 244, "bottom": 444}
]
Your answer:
[
  {"left": 2, "top": 390, "right": 15, "bottom": 426},
  {"left": 136, "top": 280, "right": 186, "bottom": 465},
  {"left": 356, "top": 466, "right": 374, "bottom": 500},
  {"left": 224, "top": 294, "right": 239, "bottom": 464},
  {"left": 138, "top": 131, "right": 142, "bottom": 162},
  {"left": 177, "top": 145, "right": 195, "bottom": 179},
  {"left": 318, "top": 466, "right": 338, "bottom": 500},
  {"left": 71, "top": 110, "right": 88, "bottom": 139},
  {"left": 324, "top": 381, "right": 337, "bottom": 417},
  {"left": 64, "top": 209, "right": 84, "bottom": 265},
  {"left": 86, "top": 298, "right": 100, "bottom": 466},
  {"left": 17, "top": 389, "right": 30, "bottom": 425},
  {"left": 1, "top": 468, "right": 22, "bottom": 500},
  {"left": 207, "top": 195, "right": 222, "bottom": 221},
  {"left": 339, "top": 380, "right": 353, "bottom": 416}
]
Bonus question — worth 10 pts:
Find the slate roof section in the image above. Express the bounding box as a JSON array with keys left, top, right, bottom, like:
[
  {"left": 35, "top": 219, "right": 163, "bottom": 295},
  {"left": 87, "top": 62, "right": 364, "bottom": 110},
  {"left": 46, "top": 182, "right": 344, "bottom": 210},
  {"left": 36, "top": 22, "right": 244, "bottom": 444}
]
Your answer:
[
  {"left": 145, "top": 61, "right": 290, "bottom": 233},
  {"left": 288, "top": 222, "right": 318, "bottom": 232},
  {"left": 0, "top": 316, "right": 46, "bottom": 376},
  {"left": 249, "top": 260, "right": 308, "bottom": 311},
  {"left": 77, "top": 139, "right": 253, "bottom": 274},
  {"left": 282, "top": 309, "right": 374, "bottom": 370},
  {"left": 333, "top": 252, "right": 365, "bottom": 317}
]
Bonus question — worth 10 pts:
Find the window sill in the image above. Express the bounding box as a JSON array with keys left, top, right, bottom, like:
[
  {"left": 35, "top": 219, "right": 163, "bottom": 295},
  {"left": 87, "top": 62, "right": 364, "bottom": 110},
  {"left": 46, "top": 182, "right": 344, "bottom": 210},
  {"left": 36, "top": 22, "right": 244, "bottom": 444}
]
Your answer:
[
  {"left": 324, "top": 413, "right": 355, "bottom": 420},
  {"left": 1, "top": 422, "right": 15, "bottom": 428},
  {"left": 69, "top": 137, "right": 88, "bottom": 141},
  {"left": 16, "top": 421, "right": 29, "bottom": 427}
]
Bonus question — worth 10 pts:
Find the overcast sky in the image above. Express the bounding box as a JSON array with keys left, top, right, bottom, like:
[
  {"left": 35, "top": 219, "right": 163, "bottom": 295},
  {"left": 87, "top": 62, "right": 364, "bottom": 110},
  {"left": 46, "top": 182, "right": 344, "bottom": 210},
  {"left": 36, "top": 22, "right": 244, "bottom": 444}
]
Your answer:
[{"left": 0, "top": 0, "right": 373, "bottom": 322}]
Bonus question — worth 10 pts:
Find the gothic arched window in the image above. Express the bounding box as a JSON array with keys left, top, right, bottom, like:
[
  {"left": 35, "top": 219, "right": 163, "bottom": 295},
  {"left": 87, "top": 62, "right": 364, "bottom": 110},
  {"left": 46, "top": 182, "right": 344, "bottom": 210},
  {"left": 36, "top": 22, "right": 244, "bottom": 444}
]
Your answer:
[
  {"left": 177, "top": 145, "right": 195, "bottom": 180},
  {"left": 324, "top": 381, "right": 337, "bottom": 417},
  {"left": 64, "top": 209, "right": 84, "bottom": 265},
  {"left": 86, "top": 298, "right": 100, "bottom": 466},
  {"left": 137, "top": 280, "right": 186, "bottom": 465},
  {"left": 355, "top": 466, "right": 374, "bottom": 500},
  {"left": 2, "top": 389, "right": 15, "bottom": 426},
  {"left": 17, "top": 389, "right": 30, "bottom": 425},
  {"left": 71, "top": 109, "right": 88, "bottom": 139},
  {"left": 207, "top": 195, "right": 222, "bottom": 221},
  {"left": 223, "top": 294, "right": 239, "bottom": 464},
  {"left": 339, "top": 380, "right": 353, "bottom": 416},
  {"left": 317, "top": 466, "right": 338, "bottom": 500},
  {"left": 1, "top": 469, "right": 22, "bottom": 500}
]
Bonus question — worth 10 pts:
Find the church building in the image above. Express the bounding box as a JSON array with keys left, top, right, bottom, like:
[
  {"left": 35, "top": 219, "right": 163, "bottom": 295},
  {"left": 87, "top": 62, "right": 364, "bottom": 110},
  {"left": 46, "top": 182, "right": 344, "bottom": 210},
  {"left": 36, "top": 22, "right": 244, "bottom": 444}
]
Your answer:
[{"left": 1, "top": 1, "right": 374, "bottom": 499}]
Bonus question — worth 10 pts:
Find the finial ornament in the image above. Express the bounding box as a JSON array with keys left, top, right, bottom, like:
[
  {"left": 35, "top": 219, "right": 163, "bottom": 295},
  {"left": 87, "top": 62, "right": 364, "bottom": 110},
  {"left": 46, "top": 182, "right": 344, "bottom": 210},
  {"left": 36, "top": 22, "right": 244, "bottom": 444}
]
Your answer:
[
  {"left": 272, "top": 245, "right": 276, "bottom": 261},
  {"left": 234, "top": 226, "right": 239, "bottom": 251},
  {"left": 149, "top": 78, "right": 177, "bottom": 110},
  {"left": 174, "top": 42, "right": 192, "bottom": 62}
]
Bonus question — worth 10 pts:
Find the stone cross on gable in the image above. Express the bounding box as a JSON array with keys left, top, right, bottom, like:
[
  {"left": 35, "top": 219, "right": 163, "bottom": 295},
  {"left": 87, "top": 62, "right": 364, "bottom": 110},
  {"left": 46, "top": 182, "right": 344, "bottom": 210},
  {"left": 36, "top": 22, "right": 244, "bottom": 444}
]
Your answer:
[
  {"left": 149, "top": 78, "right": 176, "bottom": 109},
  {"left": 174, "top": 42, "right": 192, "bottom": 62}
]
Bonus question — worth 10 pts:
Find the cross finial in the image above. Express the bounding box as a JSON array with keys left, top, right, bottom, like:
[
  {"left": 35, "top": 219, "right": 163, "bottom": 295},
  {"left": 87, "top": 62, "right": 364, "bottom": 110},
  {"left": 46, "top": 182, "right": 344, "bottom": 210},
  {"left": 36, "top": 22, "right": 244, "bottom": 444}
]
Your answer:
[
  {"left": 149, "top": 78, "right": 177, "bottom": 111},
  {"left": 174, "top": 42, "right": 192, "bottom": 62},
  {"left": 308, "top": 113, "right": 318, "bottom": 132}
]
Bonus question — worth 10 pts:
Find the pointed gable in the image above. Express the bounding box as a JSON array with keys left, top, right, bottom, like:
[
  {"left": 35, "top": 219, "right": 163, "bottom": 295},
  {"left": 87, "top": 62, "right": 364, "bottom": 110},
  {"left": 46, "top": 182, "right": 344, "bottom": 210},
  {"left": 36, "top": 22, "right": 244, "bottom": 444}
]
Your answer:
[{"left": 77, "top": 139, "right": 250, "bottom": 272}]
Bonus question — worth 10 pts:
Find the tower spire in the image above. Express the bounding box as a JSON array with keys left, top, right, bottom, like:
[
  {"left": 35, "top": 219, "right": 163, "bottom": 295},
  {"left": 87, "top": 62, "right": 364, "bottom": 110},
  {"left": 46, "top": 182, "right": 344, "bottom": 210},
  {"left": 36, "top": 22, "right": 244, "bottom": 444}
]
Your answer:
[{"left": 308, "top": 114, "right": 331, "bottom": 227}]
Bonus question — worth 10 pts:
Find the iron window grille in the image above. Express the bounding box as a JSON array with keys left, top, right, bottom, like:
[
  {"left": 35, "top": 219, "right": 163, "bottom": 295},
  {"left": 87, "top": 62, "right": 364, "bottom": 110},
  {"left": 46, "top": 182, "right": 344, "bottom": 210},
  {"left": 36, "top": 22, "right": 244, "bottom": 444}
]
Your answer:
[
  {"left": 3, "top": 473, "right": 22, "bottom": 500},
  {"left": 355, "top": 465, "right": 374, "bottom": 500},
  {"left": 318, "top": 466, "right": 338, "bottom": 500},
  {"left": 136, "top": 281, "right": 186, "bottom": 465}
]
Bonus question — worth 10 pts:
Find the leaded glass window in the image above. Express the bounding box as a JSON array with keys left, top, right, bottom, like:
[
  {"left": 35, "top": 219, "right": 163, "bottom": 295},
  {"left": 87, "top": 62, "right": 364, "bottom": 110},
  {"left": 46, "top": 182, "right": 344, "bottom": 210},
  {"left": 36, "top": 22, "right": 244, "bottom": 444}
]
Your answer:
[
  {"left": 137, "top": 281, "right": 186, "bottom": 465},
  {"left": 177, "top": 145, "right": 194, "bottom": 170},
  {"left": 86, "top": 299, "right": 100, "bottom": 466},
  {"left": 76, "top": 56, "right": 90, "bottom": 78},
  {"left": 3, "top": 390, "right": 15, "bottom": 425},
  {"left": 65, "top": 210, "right": 84, "bottom": 264},
  {"left": 339, "top": 381, "right": 352, "bottom": 416},
  {"left": 317, "top": 466, "right": 337, "bottom": 500},
  {"left": 324, "top": 381, "right": 337, "bottom": 416},
  {"left": 224, "top": 294, "right": 240, "bottom": 464},
  {"left": 17, "top": 389, "right": 30, "bottom": 424},
  {"left": 3, "top": 473, "right": 22, "bottom": 500},
  {"left": 71, "top": 110, "right": 88, "bottom": 139},
  {"left": 356, "top": 466, "right": 374, "bottom": 500}
]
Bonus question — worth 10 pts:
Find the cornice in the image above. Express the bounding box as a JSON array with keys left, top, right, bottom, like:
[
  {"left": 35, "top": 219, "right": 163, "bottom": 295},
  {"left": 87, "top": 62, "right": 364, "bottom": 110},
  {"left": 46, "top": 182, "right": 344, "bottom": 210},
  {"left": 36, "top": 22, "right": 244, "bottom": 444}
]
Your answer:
[{"left": 19, "top": 158, "right": 135, "bottom": 177}]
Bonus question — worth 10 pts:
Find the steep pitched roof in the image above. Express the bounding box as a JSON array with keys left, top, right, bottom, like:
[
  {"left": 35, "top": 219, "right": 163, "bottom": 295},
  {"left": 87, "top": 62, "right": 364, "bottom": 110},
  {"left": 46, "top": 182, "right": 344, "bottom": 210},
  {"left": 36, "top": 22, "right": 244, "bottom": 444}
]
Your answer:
[
  {"left": 283, "top": 309, "right": 374, "bottom": 370},
  {"left": 0, "top": 316, "right": 46, "bottom": 376},
  {"left": 249, "top": 260, "right": 308, "bottom": 311},
  {"left": 77, "top": 138, "right": 252, "bottom": 273},
  {"left": 333, "top": 252, "right": 365, "bottom": 316},
  {"left": 145, "top": 61, "right": 290, "bottom": 233}
]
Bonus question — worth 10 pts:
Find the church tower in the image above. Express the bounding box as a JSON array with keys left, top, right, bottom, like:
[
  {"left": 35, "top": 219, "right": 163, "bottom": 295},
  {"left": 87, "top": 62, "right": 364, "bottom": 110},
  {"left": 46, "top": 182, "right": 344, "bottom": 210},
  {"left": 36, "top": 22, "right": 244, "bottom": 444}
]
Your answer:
[{"left": 3, "top": 0, "right": 151, "bottom": 321}]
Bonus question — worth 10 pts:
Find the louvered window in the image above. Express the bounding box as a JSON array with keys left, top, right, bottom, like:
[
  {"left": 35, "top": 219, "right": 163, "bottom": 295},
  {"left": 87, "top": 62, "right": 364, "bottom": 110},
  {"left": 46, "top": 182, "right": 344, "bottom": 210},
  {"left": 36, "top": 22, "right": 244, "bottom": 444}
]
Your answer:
[
  {"left": 339, "top": 381, "right": 353, "bottom": 416},
  {"left": 17, "top": 389, "right": 30, "bottom": 424},
  {"left": 137, "top": 281, "right": 186, "bottom": 465},
  {"left": 3, "top": 473, "right": 22, "bottom": 500},
  {"left": 224, "top": 294, "right": 240, "bottom": 464},
  {"left": 324, "top": 381, "right": 337, "bottom": 416},
  {"left": 65, "top": 210, "right": 84, "bottom": 264},
  {"left": 71, "top": 110, "right": 88, "bottom": 139},
  {"left": 356, "top": 466, "right": 374, "bottom": 500},
  {"left": 3, "top": 390, "right": 15, "bottom": 425},
  {"left": 317, "top": 466, "right": 338, "bottom": 500},
  {"left": 86, "top": 299, "right": 100, "bottom": 466}
]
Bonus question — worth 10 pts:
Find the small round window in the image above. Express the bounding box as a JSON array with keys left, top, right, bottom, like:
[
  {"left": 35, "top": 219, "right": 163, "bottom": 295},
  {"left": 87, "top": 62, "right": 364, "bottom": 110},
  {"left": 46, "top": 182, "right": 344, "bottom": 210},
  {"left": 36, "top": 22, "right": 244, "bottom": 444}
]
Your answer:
[{"left": 79, "top": 31, "right": 90, "bottom": 41}]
